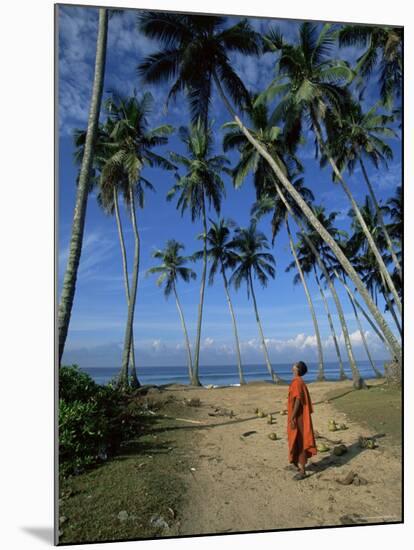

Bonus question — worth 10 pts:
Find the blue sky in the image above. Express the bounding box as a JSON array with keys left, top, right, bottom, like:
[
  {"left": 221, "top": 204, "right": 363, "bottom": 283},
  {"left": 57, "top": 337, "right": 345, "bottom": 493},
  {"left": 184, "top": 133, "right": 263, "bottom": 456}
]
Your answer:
[{"left": 58, "top": 6, "right": 401, "bottom": 368}]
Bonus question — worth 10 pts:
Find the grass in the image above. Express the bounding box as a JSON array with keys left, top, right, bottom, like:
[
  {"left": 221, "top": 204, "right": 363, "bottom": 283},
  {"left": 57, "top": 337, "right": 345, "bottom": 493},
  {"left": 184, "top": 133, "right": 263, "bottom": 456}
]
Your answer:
[
  {"left": 58, "top": 395, "right": 200, "bottom": 545},
  {"left": 326, "top": 381, "right": 402, "bottom": 450}
]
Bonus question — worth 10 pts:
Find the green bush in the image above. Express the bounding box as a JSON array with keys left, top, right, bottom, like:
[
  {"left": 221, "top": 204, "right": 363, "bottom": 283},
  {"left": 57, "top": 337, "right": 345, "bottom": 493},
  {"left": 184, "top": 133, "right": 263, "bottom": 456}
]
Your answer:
[
  {"left": 59, "top": 398, "right": 108, "bottom": 476},
  {"left": 59, "top": 364, "right": 100, "bottom": 403},
  {"left": 59, "top": 365, "right": 145, "bottom": 476}
]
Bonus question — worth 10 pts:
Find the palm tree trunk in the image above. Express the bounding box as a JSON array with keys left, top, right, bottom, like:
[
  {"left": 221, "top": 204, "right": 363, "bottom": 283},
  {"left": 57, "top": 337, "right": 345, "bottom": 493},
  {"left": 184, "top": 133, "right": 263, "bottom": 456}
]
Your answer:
[
  {"left": 269, "top": 180, "right": 364, "bottom": 388},
  {"left": 346, "top": 290, "right": 383, "bottom": 378},
  {"left": 192, "top": 193, "right": 207, "bottom": 386},
  {"left": 285, "top": 217, "right": 325, "bottom": 381},
  {"left": 113, "top": 188, "right": 140, "bottom": 388},
  {"left": 248, "top": 272, "right": 283, "bottom": 384},
  {"left": 173, "top": 283, "right": 194, "bottom": 383},
  {"left": 310, "top": 108, "right": 401, "bottom": 315},
  {"left": 212, "top": 71, "right": 401, "bottom": 365},
  {"left": 360, "top": 158, "right": 402, "bottom": 278},
  {"left": 118, "top": 183, "right": 140, "bottom": 388},
  {"left": 313, "top": 266, "right": 347, "bottom": 380},
  {"left": 222, "top": 266, "right": 245, "bottom": 385},
  {"left": 58, "top": 8, "right": 108, "bottom": 364},
  {"left": 333, "top": 269, "right": 392, "bottom": 356},
  {"left": 379, "top": 272, "right": 402, "bottom": 336}
]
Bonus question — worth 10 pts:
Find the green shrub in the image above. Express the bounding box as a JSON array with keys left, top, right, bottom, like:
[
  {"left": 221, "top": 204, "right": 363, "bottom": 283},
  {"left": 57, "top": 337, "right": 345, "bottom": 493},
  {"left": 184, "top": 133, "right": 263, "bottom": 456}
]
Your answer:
[
  {"left": 59, "top": 365, "right": 145, "bottom": 476},
  {"left": 59, "top": 398, "right": 108, "bottom": 476},
  {"left": 59, "top": 364, "right": 100, "bottom": 403}
]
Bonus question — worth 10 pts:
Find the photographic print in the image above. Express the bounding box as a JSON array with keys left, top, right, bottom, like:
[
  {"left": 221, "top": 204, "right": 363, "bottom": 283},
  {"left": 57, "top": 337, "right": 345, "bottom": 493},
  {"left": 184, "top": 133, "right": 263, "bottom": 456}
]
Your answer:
[{"left": 56, "top": 3, "right": 403, "bottom": 545}]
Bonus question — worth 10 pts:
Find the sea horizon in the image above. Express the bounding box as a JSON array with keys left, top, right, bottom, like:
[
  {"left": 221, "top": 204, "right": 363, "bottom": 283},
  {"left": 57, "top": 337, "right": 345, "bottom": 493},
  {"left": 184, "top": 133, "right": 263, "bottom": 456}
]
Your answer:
[{"left": 81, "top": 359, "right": 387, "bottom": 387}]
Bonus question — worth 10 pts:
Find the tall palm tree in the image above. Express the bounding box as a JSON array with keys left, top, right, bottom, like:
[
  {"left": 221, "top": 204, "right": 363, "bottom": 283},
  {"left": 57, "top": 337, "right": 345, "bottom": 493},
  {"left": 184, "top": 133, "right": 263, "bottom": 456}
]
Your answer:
[
  {"left": 195, "top": 218, "right": 245, "bottom": 385},
  {"left": 137, "top": 13, "right": 260, "bottom": 128},
  {"left": 100, "top": 92, "right": 175, "bottom": 387},
  {"left": 230, "top": 222, "right": 283, "bottom": 383},
  {"left": 384, "top": 185, "right": 402, "bottom": 246},
  {"left": 338, "top": 24, "right": 402, "bottom": 109},
  {"left": 58, "top": 8, "right": 108, "bottom": 364},
  {"left": 324, "top": 99, "right": 401, "bottom": 277},
  {"left": 138, "top": 13, "right": 401, "bottom": 363},
  {"left": 295, "top": 207, "right": 365, "bottom": 388},
  {"left": 146, "top": 240, "right": 196, "bottom": 383},
  {"left": 223, "top": 101, "right": 325, "bottom": 379},
  {"left": 312, "top": 265, "right": 347, "bottom": 380},
  {"left": 259, "top": 22, "right": 401, "bottom": 316},
  {"left": 347, "top": 195, "right": 401, "bottom": 336},
  {"left": 167, "top": 120, "right": 227, "bottom": 386},
  {"left": 72, "top": 123, "right": 143, "bottom": 388}
]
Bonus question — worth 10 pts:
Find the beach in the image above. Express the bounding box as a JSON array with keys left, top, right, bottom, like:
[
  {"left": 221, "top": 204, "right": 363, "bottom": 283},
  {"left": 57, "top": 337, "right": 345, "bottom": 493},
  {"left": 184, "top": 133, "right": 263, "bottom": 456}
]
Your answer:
[{"left": 59, "top": 377, "right": 402, "bottom": 543}]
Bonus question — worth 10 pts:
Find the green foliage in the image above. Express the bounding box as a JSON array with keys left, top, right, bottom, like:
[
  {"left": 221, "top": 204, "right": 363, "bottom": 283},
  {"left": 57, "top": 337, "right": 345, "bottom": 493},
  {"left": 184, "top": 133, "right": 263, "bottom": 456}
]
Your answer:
[
  {"left": 59, "top": 365, "right": 145, "bottom": 477},
  {"left": 59, "top": 365, "right": 100, "bottom": 403},
  {"left": 59, "top": 398, "right": 108, "bottom": 477}
]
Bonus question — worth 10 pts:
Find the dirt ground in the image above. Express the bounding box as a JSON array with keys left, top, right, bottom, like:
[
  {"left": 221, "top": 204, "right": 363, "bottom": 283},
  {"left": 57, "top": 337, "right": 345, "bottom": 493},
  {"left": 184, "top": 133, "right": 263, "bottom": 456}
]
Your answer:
[{"left": 152, "top": 378, "right": 402, "bottom": 536}]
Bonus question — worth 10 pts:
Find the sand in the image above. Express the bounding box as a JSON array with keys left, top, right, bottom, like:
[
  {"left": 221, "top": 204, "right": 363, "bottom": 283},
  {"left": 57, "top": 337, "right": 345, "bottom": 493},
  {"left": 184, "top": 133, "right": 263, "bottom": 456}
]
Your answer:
[{"left": 151, "top": 378, "right": 402, "bottom": 535}]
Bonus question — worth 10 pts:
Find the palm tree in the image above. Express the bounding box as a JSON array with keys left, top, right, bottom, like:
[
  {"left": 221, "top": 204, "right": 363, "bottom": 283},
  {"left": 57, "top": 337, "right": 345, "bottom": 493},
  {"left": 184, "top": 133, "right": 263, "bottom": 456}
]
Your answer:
[
  {"left": 324, "top": 99, "right": 401, "bottom": 277},
  {"left": 259, "top": 22, "right": 401, "bottom": 316},
  {"left": 100, "top": 92, "right": 175, "bottom": 387},
  {"left": 347, "top": 195, "right": 401, "bottom": 336},
  {"left": 295, "top": 207, "right": 365, "bottom": 388},
  {"left": 195, "top": 218, "right": 245, "bottom": 385},
  {"left": 58, "top": 8, "right": 108, "bottom": 364},
  {"left": 223, "top": 101, "right": 325, "bottom": 379},
  {"left": 146, "top": 240, "right": 196, "bottom": 383},
  {"left": 167, "top": 120, "right": 227, "bottom": 386},
  {"left": 384, "top": 185, "right": 402, "bottom": 246},
  {"left": 138, "top": 13, "right": 401, "bottom": 363},
  {"left": 230, "top": 222, "right": 283, "bottom": 384},
  {"left": 137, "top": 13, "right": 260, "bottom": 128},
  {"left": 312, "top": 264, "right": 347, "bottom": 380},
  {"left": 338, "top": 24, "right": 402, "bottom": 109}
]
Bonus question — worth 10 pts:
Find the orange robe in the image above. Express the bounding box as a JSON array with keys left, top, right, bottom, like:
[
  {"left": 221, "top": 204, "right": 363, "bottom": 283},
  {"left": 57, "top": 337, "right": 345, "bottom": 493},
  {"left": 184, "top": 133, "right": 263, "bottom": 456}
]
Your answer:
[{"left": 287, "top": 375, "right": 317, "bottom": 465}]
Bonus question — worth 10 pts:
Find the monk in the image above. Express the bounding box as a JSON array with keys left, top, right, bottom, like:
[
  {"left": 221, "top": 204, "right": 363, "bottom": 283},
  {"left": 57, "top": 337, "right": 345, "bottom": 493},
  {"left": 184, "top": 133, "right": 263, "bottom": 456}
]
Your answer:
[{"left": 287, "top": 361, "right": 317, "bottom": 480}]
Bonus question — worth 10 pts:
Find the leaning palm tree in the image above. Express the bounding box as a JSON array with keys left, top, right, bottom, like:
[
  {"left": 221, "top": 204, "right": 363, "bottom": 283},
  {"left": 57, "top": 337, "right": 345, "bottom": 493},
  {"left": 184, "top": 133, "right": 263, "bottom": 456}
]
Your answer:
[
  {"left": 295, "top": 207, "right": 366, "bottom": 388},
  {"left": 223, "top": 101, "right": 325, "bottom": 380},
  {"left": 324, "top": 99, "right": 401, "bottom": 277},
  {"left": 195, "top": 218, "right": 245, "bottom": 385},
  {"left": 101, "top": 92, "right": 175, "bottom": 387},
  {"left": 147, "top": 240, "right": 196, "bottom": 383},
  {"left": 384, "top": 185, "right": 402, "bottom": 247},
  {"left": 167, "top": 120, "right": 228, "bottom": 386},
  {"left": 138, "top": 13, "right": 401, "bottom": 363},
  {"left": 230, "top": 222, "right": 283, "bottom": 383},
  {"left": 137, "top": 13, "right": 260, "bottom": 128},
  {"left": 312, "top": 264, "right": 347, "bottom": 380},
  {"left": 58, "top": 8, "right": 108, "bottom": 364},
  {"left": 258, "top": 22, "right": 401, "bottom": 316},
  {"left": 347, "top": 195, "right": 401, "bottom": 336},
  {"left": 338, "top": 24, "right": 402, "bottom": 109}
]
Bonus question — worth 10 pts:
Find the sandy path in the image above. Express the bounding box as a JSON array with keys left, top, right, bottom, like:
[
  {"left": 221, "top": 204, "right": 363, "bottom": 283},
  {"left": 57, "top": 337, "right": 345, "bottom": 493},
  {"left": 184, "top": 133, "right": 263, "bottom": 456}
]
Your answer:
[{"left": 158, "top": 379, "right": 401, "bottom": 535}]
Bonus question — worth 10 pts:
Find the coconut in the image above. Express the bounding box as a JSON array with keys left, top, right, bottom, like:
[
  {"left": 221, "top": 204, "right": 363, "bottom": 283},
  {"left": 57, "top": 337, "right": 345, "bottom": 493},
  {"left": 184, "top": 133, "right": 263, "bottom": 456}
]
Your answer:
[
  {"left": 257, "top": 411, "right": 265, "bottom": 418},
  {"left": 317, "top": 443, "right": 330, "bottom": 452},
  {"left": 333, "top": 444, "right": 348, "bottom": 456},
  {"left": 268, "top": 432, "right": 278, "bottom": 441},
  {"left": 328, "top": 420, "right": 338, "bottom": 432}
]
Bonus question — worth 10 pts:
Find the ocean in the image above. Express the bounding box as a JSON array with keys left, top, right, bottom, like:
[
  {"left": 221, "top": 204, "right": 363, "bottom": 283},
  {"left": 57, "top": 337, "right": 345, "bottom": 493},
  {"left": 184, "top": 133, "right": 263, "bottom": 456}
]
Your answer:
[{"left": 82, "top": 360, "right": 386, "bottom": 387}]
